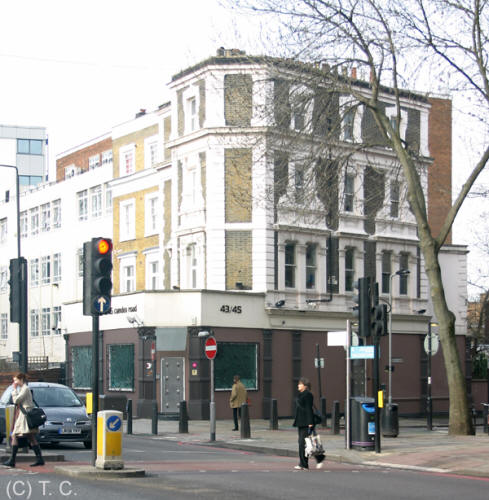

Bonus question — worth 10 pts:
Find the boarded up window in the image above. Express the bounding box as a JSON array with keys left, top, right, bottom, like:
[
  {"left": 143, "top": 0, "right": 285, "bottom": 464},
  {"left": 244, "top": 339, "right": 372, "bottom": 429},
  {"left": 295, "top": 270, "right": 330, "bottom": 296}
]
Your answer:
[
  {"left": 225, "top": 230, "right": 252, "bottom": 290},
  {"left": 214, "top": 342, "right": 258, "bottom": 390},
  {"left": 225, "top": 148, "right": 252, "bottom": 223},
  {"left": 108, "top": 344, "right": 134, "bottom": 391},
  {"left": 224, "top": 74, "right": 252, "bottom": 127},
  {"left": 72, "top": 346, "right": 92, "bottom": 389}
]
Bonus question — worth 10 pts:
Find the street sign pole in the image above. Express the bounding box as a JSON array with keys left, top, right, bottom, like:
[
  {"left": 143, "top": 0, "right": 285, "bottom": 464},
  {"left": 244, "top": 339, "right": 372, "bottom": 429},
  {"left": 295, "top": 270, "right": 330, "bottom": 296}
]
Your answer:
[
  {"left": 210, "top": 357, "right": 215, "bottom": 441},
  {"left": 204, "top": 336, "right": 217, "bottom": 442}
]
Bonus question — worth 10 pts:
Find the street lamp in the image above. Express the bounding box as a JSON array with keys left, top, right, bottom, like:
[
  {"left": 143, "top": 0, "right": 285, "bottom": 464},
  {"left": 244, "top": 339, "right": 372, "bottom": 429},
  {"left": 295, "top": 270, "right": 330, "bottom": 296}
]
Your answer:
[{"left": 388, "top": 269, "right": 410, "bottom": 406}]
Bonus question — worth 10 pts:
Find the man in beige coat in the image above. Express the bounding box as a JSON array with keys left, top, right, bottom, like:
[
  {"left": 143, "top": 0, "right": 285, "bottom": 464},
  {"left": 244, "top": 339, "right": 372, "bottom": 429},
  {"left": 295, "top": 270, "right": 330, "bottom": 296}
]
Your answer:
[{"left": 229, "top": 375, "right": 247, "bottom": 431}]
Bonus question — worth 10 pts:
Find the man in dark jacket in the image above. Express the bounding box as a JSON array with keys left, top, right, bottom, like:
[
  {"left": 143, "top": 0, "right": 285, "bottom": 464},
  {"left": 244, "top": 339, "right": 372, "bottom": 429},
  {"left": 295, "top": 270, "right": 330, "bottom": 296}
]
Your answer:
[{"left": 293, "top": 377, "right": 314, "bottom": 470}]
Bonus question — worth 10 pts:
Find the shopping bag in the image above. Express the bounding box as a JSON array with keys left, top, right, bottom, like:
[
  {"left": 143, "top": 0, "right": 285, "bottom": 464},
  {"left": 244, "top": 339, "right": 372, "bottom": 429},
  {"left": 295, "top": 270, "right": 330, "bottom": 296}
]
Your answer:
[{"left": 305, "top": 429, "right": 325, "bottom": 458}]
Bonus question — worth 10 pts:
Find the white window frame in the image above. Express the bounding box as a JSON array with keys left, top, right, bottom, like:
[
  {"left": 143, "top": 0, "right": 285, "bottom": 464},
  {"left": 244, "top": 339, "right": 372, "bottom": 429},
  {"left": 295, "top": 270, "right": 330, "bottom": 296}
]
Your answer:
[
  {"left": 52, "top": 253, "right": 61, "bottom": 283},
  {"left": 30, "top": 207, "right": 39, "bottom": 235},
  {"left": 305, "top": 243, "right": 317, "bottom": 290},
  {"left": 186, "top": 96, "right": 197, "bottom": 133},
  {"left": 52, "top": 199, "right": 61, "bottom": 228},
  {"left": 0, "top": 218, "right": 7, "bottom": 243},
  {"left": 41, "top": 255, "right": 51, "bottom": 285},
  {"left": 105, "top": 186, "right": 113, "bottom": 214},
  {"left": 20, "top": 211, "right": 28, "bottom": 238},
  {"left": 52, "top": 306, "right": 61, "bottom": 334},
  {"left": 90, "top": 185, "right": 102, "bottom": 218},
  {"left": 145, "top": 194, "right": 159, "bottom": 236},
  {"left": 344, "top": 173, "right": 355, "bottom": 212},
  {"left": 89, "top": 154, "right": 100, "bottom": 169},
  {"left": 144, "top": 135, "right": 159, "bottom": 169},
  {"left": 0, "top": 266, "right": 7, "bottom": 292},
  {"left": 0, "top": 313, "right": 7, "bottom": 339},
  {"left": 41, "top": 307, "right": 50, "bottom": 336},
  {"left": 119, "top": 199, "right": 136, "bottom": 241},
  {"left": 119, "top": 144, "right": 136, "bottom": 176},
  {"left": 144, "top": 250, "right": 160, "bottom": 290},
  {"left": 41, "top": 203, "right": 50, "bottom": 232},
  {"left": 119, "top": 254, "right": 137, "bottom": 293},
  {"left": 77, "top": 190, "right": 88, "bottom": 221},
  {"left": 30, "top": 309, "right": 39, "bottom": 337},
  {"left": 30, "top": 258, "right": 39, "bottom": 287},
  {"left": 77, "top": 248, "right": 84, "bottom": 277},
  {"left": 386, "top": 106, "right": 408, "bottom": 141},
  {"left": 102, "top": 150, "right": 113, "bottom": 165}
]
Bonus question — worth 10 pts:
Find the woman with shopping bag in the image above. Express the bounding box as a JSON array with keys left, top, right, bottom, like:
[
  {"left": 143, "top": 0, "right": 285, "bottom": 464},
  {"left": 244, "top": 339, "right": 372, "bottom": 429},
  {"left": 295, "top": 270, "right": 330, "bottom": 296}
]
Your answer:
[{"left": 292, "top": 377, "right": 325, "bottom": 470}]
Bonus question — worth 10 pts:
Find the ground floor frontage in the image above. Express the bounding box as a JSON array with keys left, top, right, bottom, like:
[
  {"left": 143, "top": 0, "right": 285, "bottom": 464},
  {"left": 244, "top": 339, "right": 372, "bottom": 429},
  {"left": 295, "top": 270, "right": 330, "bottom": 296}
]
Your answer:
[{"left": 61, "top": 289, "right": 473, "bottom": 420}]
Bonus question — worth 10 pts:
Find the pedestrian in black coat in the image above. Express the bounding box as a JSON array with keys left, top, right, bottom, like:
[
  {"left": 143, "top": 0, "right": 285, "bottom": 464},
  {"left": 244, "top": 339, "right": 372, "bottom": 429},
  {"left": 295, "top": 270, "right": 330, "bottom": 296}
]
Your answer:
[{"left": 293, "top": 377, "right": 314, "bottom": 470}]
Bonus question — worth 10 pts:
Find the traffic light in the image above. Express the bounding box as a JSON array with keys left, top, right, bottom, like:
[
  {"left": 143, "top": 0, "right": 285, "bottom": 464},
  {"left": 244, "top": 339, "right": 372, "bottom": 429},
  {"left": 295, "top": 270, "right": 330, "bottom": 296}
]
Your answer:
[
  {"left": 9, "top": 257, "right": 27, "bottom": 324},
  {"left": 372, "top": 303, "right": 388, "bottom": 338},
  {"left": 83, "top": 237, "right": 113, "bottom": 316},
  {"left": 355, "top": 277, "right": 372, "bottom": 337}
]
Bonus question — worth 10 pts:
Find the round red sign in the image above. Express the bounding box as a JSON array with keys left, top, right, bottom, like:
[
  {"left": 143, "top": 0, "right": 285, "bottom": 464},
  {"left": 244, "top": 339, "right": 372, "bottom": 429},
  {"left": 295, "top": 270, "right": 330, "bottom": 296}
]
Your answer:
[{"left": 204, "top": 336, "right": 217, "bottom": 360}]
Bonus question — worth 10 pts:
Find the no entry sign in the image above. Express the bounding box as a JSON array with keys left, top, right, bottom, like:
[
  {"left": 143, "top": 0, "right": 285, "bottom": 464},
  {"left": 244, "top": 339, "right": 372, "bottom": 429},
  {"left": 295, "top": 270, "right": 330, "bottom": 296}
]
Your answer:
[{"left": 205, "top": 336, "right": 217, "bottom": 360}]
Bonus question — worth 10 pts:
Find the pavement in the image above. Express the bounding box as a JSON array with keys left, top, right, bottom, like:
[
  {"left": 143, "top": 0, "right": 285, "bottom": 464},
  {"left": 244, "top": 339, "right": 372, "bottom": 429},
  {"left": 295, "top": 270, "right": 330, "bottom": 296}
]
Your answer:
[
  {"left": 4, "top": 416, "right": 489, "bottom": 479},
  {"left": 119, "top": 416, "right": 489, "bottom": 478}
]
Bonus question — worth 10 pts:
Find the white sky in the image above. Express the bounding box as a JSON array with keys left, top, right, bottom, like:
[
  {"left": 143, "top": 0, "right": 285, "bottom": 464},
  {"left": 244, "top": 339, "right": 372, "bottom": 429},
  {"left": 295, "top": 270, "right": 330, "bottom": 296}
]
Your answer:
[
  {"left": 1, "top": 0, "right": 487, "bottom": 296},
  {"left": 0, "top": 0, "right": 257, "bottom": 167}
]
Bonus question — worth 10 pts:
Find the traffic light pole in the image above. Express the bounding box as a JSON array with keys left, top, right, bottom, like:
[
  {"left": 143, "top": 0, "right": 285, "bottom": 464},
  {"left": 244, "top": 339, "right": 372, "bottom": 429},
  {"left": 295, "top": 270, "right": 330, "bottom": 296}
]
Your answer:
[
  {"left": 91, "top": 314, "right": 99, "bottom": 467},
  {"left": 2, "top": 164, "right": 27, "bottom": 372},
  {"left": 373, "top": 335, "right": 381, "bottom": 454}
]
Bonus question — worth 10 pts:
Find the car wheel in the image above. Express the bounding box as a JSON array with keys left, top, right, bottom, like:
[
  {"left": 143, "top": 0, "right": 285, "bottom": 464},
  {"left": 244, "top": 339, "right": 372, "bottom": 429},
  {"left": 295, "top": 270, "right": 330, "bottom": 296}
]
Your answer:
[{"left": 83, "top": 441, "right": 92, "bottom": 449}]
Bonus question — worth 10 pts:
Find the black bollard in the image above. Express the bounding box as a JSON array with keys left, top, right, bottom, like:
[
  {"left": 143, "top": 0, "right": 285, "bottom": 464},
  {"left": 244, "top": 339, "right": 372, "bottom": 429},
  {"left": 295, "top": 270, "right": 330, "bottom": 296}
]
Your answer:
[
  {"left": 331, "top": 400, "right": 340, "bottom": 435},
  {"left": 320, "top": 396, "right": 327, "bottom": 428},
  {"left": 269, "top": 399, "right": 279, "bottom": 430},
  {"left": 179, "top": 401, "right": 189, "bottom": 433},
  {"left": 151, "top": 400, "right": 158, "bottom": 435},
  {"left": 483, "top": 404, "right": 489, "bottom": 435},
  {"left": 126, "top": 399, "right": 133, "bottom": 435},
  {"left": 240, "top": 403, "right": 251, "bottom": 439}
]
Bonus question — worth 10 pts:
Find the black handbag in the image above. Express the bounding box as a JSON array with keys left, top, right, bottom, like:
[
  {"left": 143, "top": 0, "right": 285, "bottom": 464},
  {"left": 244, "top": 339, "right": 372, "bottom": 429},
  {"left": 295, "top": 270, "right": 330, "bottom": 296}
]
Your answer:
[
  {"left": 313, "top": 407, "right": 322, "bottom": 426},
  {"left": 19, "top": 404, "right": 47, "bottom": 430}
]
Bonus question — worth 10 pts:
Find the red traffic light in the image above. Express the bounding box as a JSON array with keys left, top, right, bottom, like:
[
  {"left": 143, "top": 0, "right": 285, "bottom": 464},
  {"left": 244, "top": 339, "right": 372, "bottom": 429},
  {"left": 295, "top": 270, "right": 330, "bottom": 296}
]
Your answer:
[{"left": 97, "top": 238, "right": 112, "bottom": 255}]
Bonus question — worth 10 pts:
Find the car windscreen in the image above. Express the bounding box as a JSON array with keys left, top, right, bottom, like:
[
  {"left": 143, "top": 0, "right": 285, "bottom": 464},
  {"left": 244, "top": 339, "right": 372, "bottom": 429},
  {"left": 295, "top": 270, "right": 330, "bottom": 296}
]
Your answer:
[{"left": 30, "top": 387, "right": 83, "bottom": 407}]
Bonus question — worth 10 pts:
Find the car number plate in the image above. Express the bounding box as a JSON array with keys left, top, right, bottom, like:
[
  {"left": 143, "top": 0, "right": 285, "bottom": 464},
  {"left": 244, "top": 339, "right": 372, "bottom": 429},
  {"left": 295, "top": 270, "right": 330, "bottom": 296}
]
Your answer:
[{"left": 58, "top": 427, "right": 82, "bottom": 434}]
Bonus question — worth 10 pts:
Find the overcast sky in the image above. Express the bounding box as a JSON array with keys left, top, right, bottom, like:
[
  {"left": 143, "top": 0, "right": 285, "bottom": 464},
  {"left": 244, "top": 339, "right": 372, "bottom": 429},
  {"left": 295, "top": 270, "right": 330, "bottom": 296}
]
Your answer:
[
  {"left": 1, "top": 0, "right": 487, "bottom": 295},
  {"left": 0, "top": 0, "right": 258, "bottom": 166}
]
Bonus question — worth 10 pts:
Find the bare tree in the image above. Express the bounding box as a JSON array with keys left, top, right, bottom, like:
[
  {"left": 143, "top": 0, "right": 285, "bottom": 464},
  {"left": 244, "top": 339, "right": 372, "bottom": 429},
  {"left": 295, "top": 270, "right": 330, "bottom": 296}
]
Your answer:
[{"left": 226, "top": 0, "right": 489, "bottom": 434}]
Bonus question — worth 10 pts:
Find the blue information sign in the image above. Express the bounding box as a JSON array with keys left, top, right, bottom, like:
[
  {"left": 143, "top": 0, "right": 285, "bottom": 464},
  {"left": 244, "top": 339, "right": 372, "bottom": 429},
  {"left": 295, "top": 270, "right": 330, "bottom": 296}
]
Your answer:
[{"left": 350, "top": 345, "right": 376, "bottom": 359}]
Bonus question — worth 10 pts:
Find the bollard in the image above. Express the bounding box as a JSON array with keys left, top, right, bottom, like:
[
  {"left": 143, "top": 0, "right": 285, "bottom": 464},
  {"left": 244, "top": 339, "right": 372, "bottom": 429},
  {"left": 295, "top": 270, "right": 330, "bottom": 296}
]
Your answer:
[
  {"left": 151, "top": 400, "right": 158, "bottom": 435},
  {"left": 483, "top": 404, "right": 489, "bottom": 435},
  {"left": 179, "top": 401, "right": 189, "bottom": 434},
  {"left": 269, "top": 399, "right": 279, "bottom": 430},
  {"left": 331, "top": 400, "right": 340, "bottom": 435},
  {"left": 95, "top": 410, "right": 124, "bottom": 470},
  {"left": 126, "top": 399, "right": 133, "bottom": 435},
  {"left": 240, "top": 403, "right": 251, "bottom": 439},
  {"left": 320, "top": 397, "right": 327, "bottom": 428},
  {"left": 5, "top": 405, "right": 14, "bottom": 451}
]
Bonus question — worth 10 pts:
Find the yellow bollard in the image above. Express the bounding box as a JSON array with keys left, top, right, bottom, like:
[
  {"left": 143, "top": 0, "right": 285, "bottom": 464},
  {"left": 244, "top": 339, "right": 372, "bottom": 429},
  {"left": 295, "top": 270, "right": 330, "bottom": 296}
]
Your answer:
[
  {"left": 5, "top": 405, "right": 15, "bottom": 451},
  {"left": 95, "top": 410, "right": 124, "bottom": 470}
]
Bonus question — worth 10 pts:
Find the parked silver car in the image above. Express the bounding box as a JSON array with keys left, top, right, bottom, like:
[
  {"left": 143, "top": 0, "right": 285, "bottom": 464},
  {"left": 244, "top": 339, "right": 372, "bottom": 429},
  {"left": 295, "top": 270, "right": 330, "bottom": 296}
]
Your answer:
[{"left": 0, "top": 382, "right": 91, "bottom": 448}]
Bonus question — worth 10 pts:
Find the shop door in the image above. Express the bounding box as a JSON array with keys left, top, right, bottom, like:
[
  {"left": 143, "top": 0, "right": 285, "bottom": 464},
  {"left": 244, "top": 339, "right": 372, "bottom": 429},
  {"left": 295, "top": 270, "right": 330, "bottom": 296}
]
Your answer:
[{"left": 160, "top": 357, "right": 185, "bottom": 414}]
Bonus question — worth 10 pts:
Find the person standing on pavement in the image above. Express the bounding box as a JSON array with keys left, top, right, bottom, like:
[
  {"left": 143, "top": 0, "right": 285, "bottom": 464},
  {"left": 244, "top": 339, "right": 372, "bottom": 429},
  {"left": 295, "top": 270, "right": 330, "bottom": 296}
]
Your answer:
[
  {"left": 229, "top": 375, "right": 247, "bottom": 431},
  {"left": 3, "top": 373, "right": 45, "bottom": 468},
  {"left": 293, "top": 377, "right": 323, "bottom": 470}
]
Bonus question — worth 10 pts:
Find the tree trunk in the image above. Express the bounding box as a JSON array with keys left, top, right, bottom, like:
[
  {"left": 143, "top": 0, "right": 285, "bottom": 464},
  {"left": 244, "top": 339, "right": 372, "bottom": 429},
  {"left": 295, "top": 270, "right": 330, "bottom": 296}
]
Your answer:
[{"left": 422, "top": 239, "right": 474, "bottom": 435}]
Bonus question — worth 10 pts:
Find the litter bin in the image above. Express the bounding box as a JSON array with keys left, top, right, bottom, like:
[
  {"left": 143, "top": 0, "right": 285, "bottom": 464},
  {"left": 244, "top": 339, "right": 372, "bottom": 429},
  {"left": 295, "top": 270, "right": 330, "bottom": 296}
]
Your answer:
[
  {"left": 382, "top": 403, "right": 399, "bottom": 437},
  {"left": 350, "top": 397, "right": 375, "bottom": 450}
]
